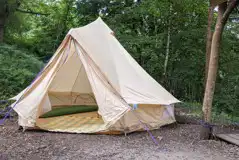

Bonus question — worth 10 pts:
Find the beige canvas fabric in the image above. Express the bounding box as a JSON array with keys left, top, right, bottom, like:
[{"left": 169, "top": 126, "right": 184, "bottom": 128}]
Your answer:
[
  {"left": 11, "top": 17, "right": 180, "bottom": 133},
  {"left": 69, "top": 18, "right": 179, "bottom": 105},
  {"left": 109, "top": 104, "right": 175, "bottom": 133}
]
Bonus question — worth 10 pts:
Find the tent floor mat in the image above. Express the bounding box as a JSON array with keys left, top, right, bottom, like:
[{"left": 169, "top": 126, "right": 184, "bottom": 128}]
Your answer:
[{"left": 36, "top": 111, "right": 121, "bottom": 134}]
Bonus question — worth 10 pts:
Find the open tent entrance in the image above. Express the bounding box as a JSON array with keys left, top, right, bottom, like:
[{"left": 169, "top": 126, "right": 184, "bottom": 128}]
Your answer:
[
  {"left": 36, "top": 39, "right": 109, "bottom": 133},
  {"left": 48, "top": 40, "right": 96, "bottom": 107}
]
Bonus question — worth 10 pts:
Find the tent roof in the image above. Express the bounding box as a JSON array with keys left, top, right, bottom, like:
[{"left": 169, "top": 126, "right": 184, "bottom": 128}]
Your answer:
[{"left": 68, "top": 17, "right": 180, "bottom": 105}]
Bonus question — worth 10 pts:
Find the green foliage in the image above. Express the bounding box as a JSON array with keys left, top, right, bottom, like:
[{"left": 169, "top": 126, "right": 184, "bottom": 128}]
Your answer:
[
  {"left": 0, "top": 44, "right": 43, "bottom": 100},
  {"left": 177, "top": 102, "right": 239, "bottom": 124},
  {"left": 213, "top": 30, "right": 239, "bottom": 120}
]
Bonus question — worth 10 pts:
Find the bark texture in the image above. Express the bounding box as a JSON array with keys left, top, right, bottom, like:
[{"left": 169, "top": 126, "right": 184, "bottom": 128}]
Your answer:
[
  {"left": 0, "top": 0, "right": 7, "bottom": 43},
  {"left": 203, "top": 3, "right": 226, "bottom": 121},
  {"left": 163, "top": 22, "right": 171, "bottom": 77},
  {"left": 201, "top": 0, "right": 239, "bottom": 139},
  {"left": 205, "top": 4, "right": 215, "bottom": 85},
  {"left": 0, "top": 19, "right": 4, "bottom": 43},
  {"left": 163, "top": 4, "right": 172, "bottom": 83}
]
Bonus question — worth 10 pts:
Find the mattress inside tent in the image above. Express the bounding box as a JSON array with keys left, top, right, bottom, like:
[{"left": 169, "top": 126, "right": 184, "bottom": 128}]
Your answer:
[{"left": 36, "top": 106, "right": 121, "bottom": 134}]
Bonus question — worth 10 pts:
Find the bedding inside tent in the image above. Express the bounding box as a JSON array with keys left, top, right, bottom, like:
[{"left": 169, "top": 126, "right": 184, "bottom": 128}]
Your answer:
[
  {"left": 39, "top": 105, "right": 98, "bottom": 118},
  {"left": 36, "top": 95, "right": 108, "bottom": 133},
  {"left": 35, "top": 91, "right": 109, "bottom": 133},
  {"left": 36, "top": 110, "right": 108, "bottom": 134},
  {"left": 36, "top": 98, "right": 175, "bottom": 134}
]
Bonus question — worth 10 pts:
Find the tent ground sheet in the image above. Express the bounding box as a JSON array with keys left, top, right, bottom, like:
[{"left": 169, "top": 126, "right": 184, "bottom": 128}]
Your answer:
[{"left": 36, "top": 111, "right": 121, "bottom": 134}]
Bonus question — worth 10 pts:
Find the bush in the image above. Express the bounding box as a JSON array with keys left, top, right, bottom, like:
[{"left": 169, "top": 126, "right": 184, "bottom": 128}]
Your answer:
[{"left": 0, "top": 44, "right": 43, "bottom": 100}]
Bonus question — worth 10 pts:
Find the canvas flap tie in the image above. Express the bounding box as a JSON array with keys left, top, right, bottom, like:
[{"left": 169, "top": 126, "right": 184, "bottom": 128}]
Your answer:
[{"left": 132, "top": 104, "right": 138, "bottom": 110}]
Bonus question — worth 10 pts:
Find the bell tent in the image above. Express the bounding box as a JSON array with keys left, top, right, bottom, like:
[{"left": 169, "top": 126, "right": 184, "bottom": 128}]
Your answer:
[{"left": 10, "top": 17, "right": 180, "bottom": 134}]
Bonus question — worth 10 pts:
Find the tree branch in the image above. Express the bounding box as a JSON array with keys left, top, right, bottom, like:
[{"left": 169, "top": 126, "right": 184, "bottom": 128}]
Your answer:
[
  {"left": 222, "top": 0, "right": 239, "bottom": 24},
  {"left": 16, "top": 8, "right": 49, "bottom": 16}
]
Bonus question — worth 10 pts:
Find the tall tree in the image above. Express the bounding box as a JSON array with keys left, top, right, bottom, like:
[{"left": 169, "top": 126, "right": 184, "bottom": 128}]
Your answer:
[
  {"left": 163, "top": 3, "right": 172, "bottom": 80},
  {"left": 205, "top": 2, "right": 215, "bottom": 85},
  {"left": 201, "top": 0, "right": 239, "bottom": 139},
  {"left": 0, "top": 0, "right": 11, "bottom": 42},
  {"left": 0, "top": 0, "right": 49, "bottom": 43}
]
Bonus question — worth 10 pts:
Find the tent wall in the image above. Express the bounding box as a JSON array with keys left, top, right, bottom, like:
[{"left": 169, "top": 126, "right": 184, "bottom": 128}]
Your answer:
[
  {"left": 48, "top": 93, "right": 96, "bottom": 107},
  {"left": 109, "top": 104, "right": 175, "bottom": 132}
]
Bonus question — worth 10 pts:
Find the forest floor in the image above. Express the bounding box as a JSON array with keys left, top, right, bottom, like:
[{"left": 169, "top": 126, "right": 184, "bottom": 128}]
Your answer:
[{"left": 0, "top": 119, "right": 239, "bottom": 160}]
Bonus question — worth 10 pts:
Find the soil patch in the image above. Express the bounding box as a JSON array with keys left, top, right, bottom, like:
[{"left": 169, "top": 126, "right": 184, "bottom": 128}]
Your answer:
[{"left": 0, "top": 119, "right": 238, "bottom": 160}]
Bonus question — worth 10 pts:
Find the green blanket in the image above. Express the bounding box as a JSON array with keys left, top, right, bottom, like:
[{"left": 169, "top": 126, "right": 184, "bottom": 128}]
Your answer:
[{"left": 39, "top": 105, "right": 98, "bottom": 118}]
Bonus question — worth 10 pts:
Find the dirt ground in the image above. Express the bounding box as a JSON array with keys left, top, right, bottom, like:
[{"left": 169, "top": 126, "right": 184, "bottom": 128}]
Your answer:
[{"left": 0, "top": 119, "right": 238, "bottom": 160}]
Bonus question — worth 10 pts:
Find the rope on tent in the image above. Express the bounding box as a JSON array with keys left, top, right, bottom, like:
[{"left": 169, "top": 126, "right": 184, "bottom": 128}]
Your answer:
[
  {"left": 0, "top": 101, "right": 9, "bottom": 115},
  {"left": 0, "top": 106, "right": 15, "bottom": 125},
  {"left": 0, "top": 65, "right": 46, "bottom": 125},
  {"left": 0, "top": 40, "right": 71, "bottom": 125},
  {"left": 131, "top": 106, "right": 170, "bottom": 152},
  {"left": 0, "top": 100, "right": 9, "bottom": 115},
  {"left": 0, "top": 95, "right": 27, "bottom": 125},
  {"left": 199, "top": 120, "right": 215, "bottom": 129},
  {"left": 136, "top": 117, "right": 159, "bottom": 145},
  {"left": 130, "top": 104, "right": 159, "bottom": 146}
]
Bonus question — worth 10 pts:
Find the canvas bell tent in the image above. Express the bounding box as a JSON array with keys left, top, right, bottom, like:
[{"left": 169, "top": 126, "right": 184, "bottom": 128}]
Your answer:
[{"left": 10, "top": 17, "right": 180, "bottom": 134}]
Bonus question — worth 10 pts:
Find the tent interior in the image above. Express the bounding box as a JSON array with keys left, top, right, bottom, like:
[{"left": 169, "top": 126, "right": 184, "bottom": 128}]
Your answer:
[{"left": 35, "top": 39, "right": 108, "bottom": 133}]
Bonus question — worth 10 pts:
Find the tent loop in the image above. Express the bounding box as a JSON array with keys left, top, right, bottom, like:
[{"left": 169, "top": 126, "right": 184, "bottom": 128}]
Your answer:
[{"left": 132, "top": 104, "right": 138, "bottom": 110}]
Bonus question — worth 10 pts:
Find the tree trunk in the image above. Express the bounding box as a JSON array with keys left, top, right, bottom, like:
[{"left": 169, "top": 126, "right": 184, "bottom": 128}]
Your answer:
[
  {"left": 0, "top": 0, "right": 8, "bottom": 43},
  {"left": 0, "top": 17, "right": 5, "bottom": 43},
  {"left": 201, "top": 2, "right": 228, "bottom": 140},
  {"left": 163, "top": 4, "right": 172, "bottom": 82},
  {"left": 163, "top": 23, "right": 171, "bottom": 76},
  {"left": 201, "top": 0, "right": 239, "bottom": 140},
  {"left": 205, "top": 4, "right": 215, "bottom": 85},
  {"left": 0, "top": 25, "right": 3, "bottom": 43}
]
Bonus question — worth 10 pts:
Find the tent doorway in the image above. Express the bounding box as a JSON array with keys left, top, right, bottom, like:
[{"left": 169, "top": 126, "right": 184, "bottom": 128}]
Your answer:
[{"left": 35, "top": 39, "right": 109, "bottom": 133}]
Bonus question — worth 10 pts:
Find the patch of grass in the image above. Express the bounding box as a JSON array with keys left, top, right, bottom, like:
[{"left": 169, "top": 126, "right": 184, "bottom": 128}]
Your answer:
[
  {"left": 176, "top": 102, "right": 202, "bottom": 118},
  {"left": 176, "top": 102, "right": 239, "bottom": 125}
]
